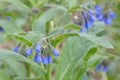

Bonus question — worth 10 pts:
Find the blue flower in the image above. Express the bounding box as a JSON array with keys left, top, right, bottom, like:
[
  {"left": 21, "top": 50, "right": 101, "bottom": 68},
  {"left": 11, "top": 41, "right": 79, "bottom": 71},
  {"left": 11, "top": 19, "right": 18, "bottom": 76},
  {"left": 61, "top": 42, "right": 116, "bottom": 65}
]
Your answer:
[
  {"left": 84, "top": 21, "right": 91, "bottom": 29},
  {"left": 26, "top": 48, "right": 32, "bottom": 56},
  {"left": 0, "top": 27, "right": 4, "bottom": 32},
  {"left": 13, "top": 46, "right": 19, "bottom": 53},
  {"left": 53, "top": 48, "right": 59, "bottom": 56},
  {"left": 97, "top": 14, "right": 104, "bottom": 21},
  {"left": 82, "top": 11, "right": 87, "bottom": 18},
  {"left": 102, "top": 66, "right": 108, "bottom": 72},
  {"left": 96, "top": 63, "right": 101, "bottom": 70},
  {"left": 94, "top": 5, "right": 102, "bottom": 12},
  {"left": 96, "top": 63, "right": 108, "bottom": 72},
  {"left": 88, "top": 9, "right": 94, "bottom": 14},
  {"left": 42, "top": 55, "right": 52, "bottom": 64},
  {"left": 109, "top": 11, "right": 116, "bottom": 18},
  {"left": 6, "top": 16, "right": 12, "bottom": 21},
  {"left": 35, "top": 44, "right": 41, "bottom": 53},
  {"left": 89, "top": 15, "right": 96, "bottom": 23},
  {"left": 34, "top": 54, "right": 42, "bottom": 63},
  {"left": 104, "top": 17, "right": 112, "bottom": 24},
  {"left": 79, "top": 27, "right": 86, "bottom": 32}
]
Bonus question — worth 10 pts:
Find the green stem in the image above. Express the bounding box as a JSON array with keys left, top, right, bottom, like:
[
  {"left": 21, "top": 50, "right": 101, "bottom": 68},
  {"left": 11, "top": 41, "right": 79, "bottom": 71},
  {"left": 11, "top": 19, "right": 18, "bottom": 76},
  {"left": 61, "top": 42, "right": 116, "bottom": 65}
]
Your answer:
[
  {"left": 26, "top": 63, "right": 31, "bottom": 77},
  {"left": 46, "top": 64, "right": 52, "bottom": 80},
  {"left": 102, "top": 72, "right": 108, "bottom": 80}
]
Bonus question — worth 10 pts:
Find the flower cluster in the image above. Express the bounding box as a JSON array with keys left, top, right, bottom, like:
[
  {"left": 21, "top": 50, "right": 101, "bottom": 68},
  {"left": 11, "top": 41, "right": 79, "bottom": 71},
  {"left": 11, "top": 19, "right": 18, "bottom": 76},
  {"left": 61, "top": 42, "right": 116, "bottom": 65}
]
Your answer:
[
  {"left": 73, "top": 5, "right": 116, "bottom": 32},
  {"left": 13, "top": 41, "right": 60, "bottom": 64},
  {"left": 73, "top": 8, "right": 96, "bottom": 32},
  {"left": 95, "top": 5, "right": 116, "bottom": 24}
]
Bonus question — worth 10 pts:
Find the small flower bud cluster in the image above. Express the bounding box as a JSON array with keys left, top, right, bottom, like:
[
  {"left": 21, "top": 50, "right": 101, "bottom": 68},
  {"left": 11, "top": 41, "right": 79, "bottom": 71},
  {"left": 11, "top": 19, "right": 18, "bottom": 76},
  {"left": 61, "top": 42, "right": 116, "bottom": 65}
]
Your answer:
[{"left": 13, "top": 41, "right": 60, "bottom": 64}]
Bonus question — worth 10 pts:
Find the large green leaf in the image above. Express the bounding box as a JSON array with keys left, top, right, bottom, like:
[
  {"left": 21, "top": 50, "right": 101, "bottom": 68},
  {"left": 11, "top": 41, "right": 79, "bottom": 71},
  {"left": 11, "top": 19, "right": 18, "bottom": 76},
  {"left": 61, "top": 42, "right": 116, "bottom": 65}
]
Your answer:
[
  {"left": 0, "top": 49, "right": 45, "bottom": 76},
  {"left": 54, "top": 37, "right": 97, "bottom": 80},
  {"left": 79, "top": 33, "right": 113, "bottom": 48},
  {"left": 4, "top": 58, "right": 27, "bottom": 77}
]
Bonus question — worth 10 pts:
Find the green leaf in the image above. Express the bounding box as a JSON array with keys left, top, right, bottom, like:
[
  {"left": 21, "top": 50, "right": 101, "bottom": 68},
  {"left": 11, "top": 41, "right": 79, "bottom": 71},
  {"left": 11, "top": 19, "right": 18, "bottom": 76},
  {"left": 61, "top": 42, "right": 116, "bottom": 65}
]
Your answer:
[
  {"left": 87, "top": 55, "right": 104, "bottom": 68},
  {"left": 47, "top": 27, "right": 63, "bottom": 38},
  {"left": 54, "top": 37, "right": 97, "bottom": 80},
  {"left": 13, "top": 35, "right": 32, "bottom": 46},
  {"left": 0, "top": 69, "right": 11, "bottom": 80},
  {"left": 64, "top": 23, "right": 82, "bottom": 30},
  {"left": 79, "top": 33, "right": 113, "bottom": 48},
  {"left": 66, "top": 0, "right": 77, "bottom": 8},
  {"left": 0, "top": 21, "right": 23, "bottom": 33},
  {"left": 5, "top": 33, "right": 32, "bottom": 46},
  {"left": 67, "top": 6, "right": 80, "bottom": 12},
  {"left": 84, "top": 47, "right": 97, "bottom": 61},
  {"left": 1, "top": 0, "right": 31, "bottom": 13},
  {"left": 89, "top": 22, "right": 105, "bottom": 34},
  {"left": 0, "top": 49, "right": 45, "bottom": 76},
  {"left": 32, "top": 8, "right": 64, "bottom": 34},
  {"left": 53, "top": 33, "right": 78, "bottom": 46},
  {"left": 4, "top": 58, "right": 27, "bottom": 77}
]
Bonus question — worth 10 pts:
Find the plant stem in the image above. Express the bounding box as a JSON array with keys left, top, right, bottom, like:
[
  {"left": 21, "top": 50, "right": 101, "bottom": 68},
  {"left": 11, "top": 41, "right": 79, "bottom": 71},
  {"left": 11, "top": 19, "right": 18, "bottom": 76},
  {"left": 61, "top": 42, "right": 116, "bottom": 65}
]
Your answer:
[
  {"left": 102, "top": 72, "right": 108, "bottom": 80},
  {"left": 46, "top": 64, "right": 52, "bottom": 80}
]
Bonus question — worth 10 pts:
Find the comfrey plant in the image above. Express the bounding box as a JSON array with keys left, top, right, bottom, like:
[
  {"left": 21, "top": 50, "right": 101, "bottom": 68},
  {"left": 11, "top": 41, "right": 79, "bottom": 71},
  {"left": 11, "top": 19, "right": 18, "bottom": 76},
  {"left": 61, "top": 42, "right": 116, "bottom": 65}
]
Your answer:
[{"left": 0, "top": 0, "right": 117, "bottom": 80}]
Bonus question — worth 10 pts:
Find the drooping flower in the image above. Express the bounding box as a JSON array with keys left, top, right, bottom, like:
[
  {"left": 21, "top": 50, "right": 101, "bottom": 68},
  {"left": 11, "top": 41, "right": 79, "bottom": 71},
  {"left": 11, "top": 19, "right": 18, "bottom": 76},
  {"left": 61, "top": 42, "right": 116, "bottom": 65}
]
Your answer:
[
  {"left": 96, "top": 63, "right": 108, "bottom": 72},
  {"left": 34, "top": 54, "right": 42, "bottom": 63},
  {"left": 0, "top": 26, "right": 4, "bottom": 32},
  {"left": 104, "top": 17, "right": 112, "bottom": 24},
  {"left": 84, "top": 20, "right": 91, "bottom": 29},
  {"left": 94, "top": 5, "right": 102, "bottom": 12},
  {"left": 108, "top": 10, "right": 116, "bottom": 18},
  {"left": 102, "top": 66, "right": 108, "bottom": 72},
  {"left": 96, "top": 63, "right": 101, "bottom": 70},
  {"left": 13, "top": 46, "right": 19, "bottom": 53},
  {"left": 42, "top": 55, "right": 52, "bottom": 64},
  {"left": 88, "top": 9, "right": 94, "bottom": 14},
  {"left": 35, "top": 43, "right": 41, "bottom": 53},
  {"left": 97, "top": 14, "right": 104, "bottom": 21},
  {"left": 26, "top": 48, "right": 32, "bottom": 56},
  {"left": 89, "top": 15, "right": 96, "bottom": 23},
  {"left": 52, "top": 48, "right": 59, "bottom": 56}
]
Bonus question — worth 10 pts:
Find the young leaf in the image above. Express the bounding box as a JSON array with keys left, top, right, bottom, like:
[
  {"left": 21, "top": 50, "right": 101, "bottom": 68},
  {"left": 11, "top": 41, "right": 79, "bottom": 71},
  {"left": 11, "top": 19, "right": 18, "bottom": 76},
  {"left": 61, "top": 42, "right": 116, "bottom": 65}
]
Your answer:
[{"left": 84, "top": 47, "right": 97, "bottom": 61}]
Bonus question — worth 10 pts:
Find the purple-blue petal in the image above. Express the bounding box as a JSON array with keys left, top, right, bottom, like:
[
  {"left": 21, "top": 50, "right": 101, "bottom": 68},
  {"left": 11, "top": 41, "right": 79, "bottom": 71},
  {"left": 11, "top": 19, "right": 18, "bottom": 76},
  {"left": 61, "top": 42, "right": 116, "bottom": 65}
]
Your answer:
[
  {"left": 109, "top": 11, "right": 116, "bottom": 18},
  {"left": 34, "top": 54, "right": 42, "bottom": 62},
  {"left": 42, "top": 56, "right": 52, "bottom": 64},
  {"left": 104, "top": 17, "right": 112, "bottom": 24},
  {"left": 13, "top": 46, "right": 19, "bottom": 53},
  {"left": 96, "top": 64, "right": 101, "bottom": 70},
  {"left": 53, "top": 49, "right": 59, "bottom": 57},
  {"left": 102, "top": 66, "right": 108, "bottom": 72},
  {"left": 35, "top": 44, "right": 41, "bottom": 53},
  {"left": 26, "top": 48, "right": 32, "bottom": 56}
]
